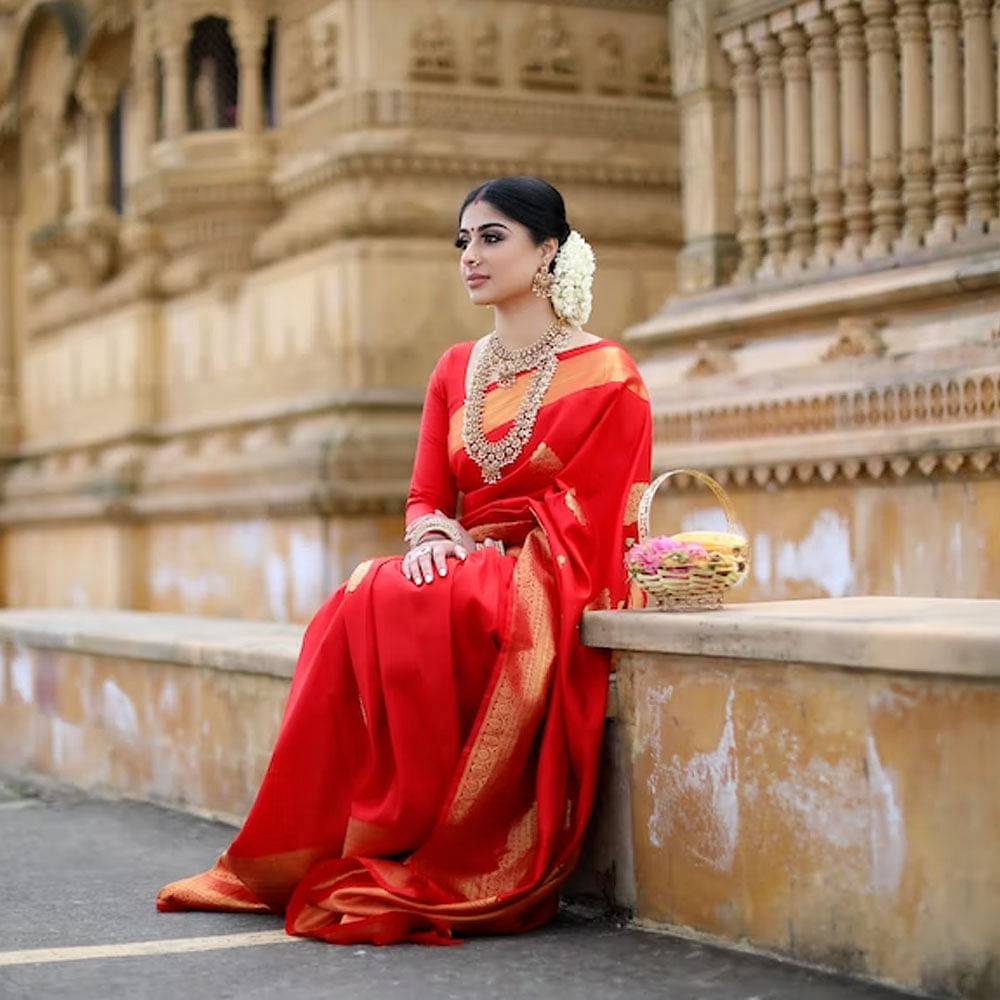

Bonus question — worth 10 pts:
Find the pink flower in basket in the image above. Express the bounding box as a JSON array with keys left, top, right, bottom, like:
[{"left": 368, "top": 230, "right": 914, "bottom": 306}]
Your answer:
[{"left": 626, "top": 536, "right": 708, "bottom": 574}]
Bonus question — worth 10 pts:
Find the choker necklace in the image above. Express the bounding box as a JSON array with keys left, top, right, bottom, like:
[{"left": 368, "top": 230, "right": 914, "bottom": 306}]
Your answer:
[{"left": 463, "top": 321, "right": 569, "bottom": 484}]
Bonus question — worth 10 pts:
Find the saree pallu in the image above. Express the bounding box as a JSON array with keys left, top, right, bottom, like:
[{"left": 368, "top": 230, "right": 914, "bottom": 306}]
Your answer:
[{"left": 157, "top": 339, "right": 652, "bottom": 945}]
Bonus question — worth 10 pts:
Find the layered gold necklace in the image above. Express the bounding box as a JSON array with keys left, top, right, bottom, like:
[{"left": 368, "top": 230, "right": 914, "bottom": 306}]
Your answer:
[{"left": 462, "top": 321, "right": 569, "bottom": 484}]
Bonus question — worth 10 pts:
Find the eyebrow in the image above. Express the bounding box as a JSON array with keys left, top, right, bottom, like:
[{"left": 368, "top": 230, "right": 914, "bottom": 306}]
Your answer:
[{"left": 456, "top": 222, "right": 511, "bottom": 235}]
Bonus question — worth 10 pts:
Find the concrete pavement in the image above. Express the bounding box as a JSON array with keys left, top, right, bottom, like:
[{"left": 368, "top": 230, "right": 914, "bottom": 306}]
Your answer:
[{"left": 0, "top": 776, "right": 917, "bottom": 1000}]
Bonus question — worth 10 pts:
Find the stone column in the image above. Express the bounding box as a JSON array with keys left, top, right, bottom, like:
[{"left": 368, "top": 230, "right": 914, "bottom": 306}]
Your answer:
[
  {"left": 131, "top": 20, "right": 159, "bottom": 169},
  {"left": 671, "top": 0, "right": 739, "bottom": 293},
  {"left": 722, "top": 32, "right": 763, "bottom": 281},
  {"left": 861, "top": 0, "right": 900, "bottom": 258},
  {"left": 0, "top": 173, "right": 18, "bottom": 446},
  {"left": 831, "top": 0, "right": 870, "bottom": 262},
  {"left": 926, "top": 0, "right": 965, "bottom": 243},
  {"left": 805, "top": 8, "right": 843, "bottom": 266},
  {"left": 233, "top": 1, "right": 267, "bottom": 135},
  {"left": 895, "top": 0, "right": 933, "bottom": 249},
  {"left": 960, "top": 0, "right": 996, "bottom": 231},
  {"left": 76, "top": 69, "right": 119, "bottom": 213},
  {"left": 161, "top": 44, "right": 187, "bottom": 141},
  {"left": 749, "top": 25, "right": 785, "bottom": 277},
  {"left": 776, "top": 14, "right": 813, "bottom": 271}
]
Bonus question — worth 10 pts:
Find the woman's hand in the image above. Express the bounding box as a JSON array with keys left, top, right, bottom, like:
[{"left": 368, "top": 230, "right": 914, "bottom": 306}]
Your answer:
[{"left": 401, "top": 537, "right": 468, "bottom": 586}]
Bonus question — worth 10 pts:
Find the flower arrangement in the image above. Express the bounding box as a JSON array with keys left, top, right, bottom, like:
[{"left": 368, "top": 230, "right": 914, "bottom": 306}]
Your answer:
[
  {"left": 626, "top": 469, "right": 750, "bottom": 610},
  {"left": 550, "top": 230, "right": 595, "bottom": 327},
  {"left": 626, "top": 536, "right": 708, "bottom": 577}
]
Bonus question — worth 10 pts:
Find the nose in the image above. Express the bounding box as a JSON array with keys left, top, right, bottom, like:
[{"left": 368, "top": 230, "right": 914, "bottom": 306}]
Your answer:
[{"left": 461, "top": 243, "right": 479, "bottom": 269}]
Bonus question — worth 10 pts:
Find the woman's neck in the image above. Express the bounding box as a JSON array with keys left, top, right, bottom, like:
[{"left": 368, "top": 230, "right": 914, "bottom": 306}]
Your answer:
[{"left": 492, "top": 297, "right": 561, "bottom": 349}]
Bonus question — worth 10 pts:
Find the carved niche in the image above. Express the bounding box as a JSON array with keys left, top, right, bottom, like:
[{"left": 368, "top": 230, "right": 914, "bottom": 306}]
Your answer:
[
  {"left": 285, "top": 20, "right": 318, "bottom": 108},
  {"left": 409, "top": 13, "right": 457, "bottom": 82},
  {"left": 595, "top": 32, "right": 626, "bottom": 94},
  {"left": 637, "top": 35, "right": 671, "bottom": 98},
  {"left": 316, "top": 21, "right": 340, "bottom": 90},
  {"left": 471, "top": 20, "right": 501, "bottom": 85},
  {"left": 520, "top": 6, "right": 579, "bottom": 90}
]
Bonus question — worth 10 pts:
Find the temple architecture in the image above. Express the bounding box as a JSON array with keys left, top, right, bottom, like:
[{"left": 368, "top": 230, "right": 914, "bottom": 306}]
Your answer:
[
  {"left": 0, "top": 0, "right": 677, "bottom": 619},
  {"left": 641, "top": 0, "right": 1000, "bottom": 601},
  {"left": 0, "top": 0, "right": 997, "bottom": 617}
]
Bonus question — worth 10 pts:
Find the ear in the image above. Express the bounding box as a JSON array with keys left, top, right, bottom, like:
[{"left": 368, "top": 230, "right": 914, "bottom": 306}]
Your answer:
[{"left": 540, "top": 237, "right": 559, "bottom": 269}]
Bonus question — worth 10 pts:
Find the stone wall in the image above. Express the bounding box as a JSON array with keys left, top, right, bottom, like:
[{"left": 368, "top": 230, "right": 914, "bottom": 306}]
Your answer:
[
  {"left": 0, "top": 0, "right": 678, "bottom": 619},
  {"left": 629, "top": 0, "right": 1000, "bottom": 601},
  {"left": 2, "top": 599, "right": 997, "bottom": 998}
]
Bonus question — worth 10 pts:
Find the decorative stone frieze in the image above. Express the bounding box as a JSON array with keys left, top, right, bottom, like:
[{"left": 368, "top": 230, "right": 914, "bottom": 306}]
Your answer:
[{"left": 519, "top": 6, "right": 580, "bottom": 90}]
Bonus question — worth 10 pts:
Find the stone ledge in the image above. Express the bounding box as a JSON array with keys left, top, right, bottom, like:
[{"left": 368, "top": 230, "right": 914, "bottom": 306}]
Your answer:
[
  {"left": 0, "top": 609, "right": 302, "bottom": 679},
  {"left": 582, "top": 596, "right": 1000, "bottom": 678}
]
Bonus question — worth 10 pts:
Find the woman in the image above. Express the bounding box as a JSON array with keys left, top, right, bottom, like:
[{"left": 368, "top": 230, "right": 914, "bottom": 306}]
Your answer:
[{"left": 157, "top": 176, "right": 652, "bottom": 945}]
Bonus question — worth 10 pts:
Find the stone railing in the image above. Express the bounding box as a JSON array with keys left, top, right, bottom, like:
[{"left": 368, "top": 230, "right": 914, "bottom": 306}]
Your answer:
[
  {"left": 671, "top": 0, "right": 1000, "bottom": 292},
  {"left": 0, "top": 600, "right": 997, "bottom": 998}
]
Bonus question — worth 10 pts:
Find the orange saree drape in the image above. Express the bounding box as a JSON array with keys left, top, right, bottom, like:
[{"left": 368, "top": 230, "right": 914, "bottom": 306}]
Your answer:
[{"left": 157, "top": 339, "right": 652, "bottom": 945}]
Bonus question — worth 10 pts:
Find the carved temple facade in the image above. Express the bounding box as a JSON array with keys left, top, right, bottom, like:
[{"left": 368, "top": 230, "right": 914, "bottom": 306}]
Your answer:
[
  {"left": 639, "top": 0, "right": 1000, "bottom": 600},
  {"left": 0, "top": 0, "right": 677, "bottom": 618},
  {"left": 0, "top": 0, "right": 996, "bottom": 619}
]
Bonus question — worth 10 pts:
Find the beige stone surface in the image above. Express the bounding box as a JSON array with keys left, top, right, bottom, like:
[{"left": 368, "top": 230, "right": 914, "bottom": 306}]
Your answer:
[
  {"left": 584, "top": 596, "right": 1000, "bottom": 675},
  {"left": 0, "top": 0, "right": 679, "bottom": 618},
  {"left": 619, "top": 650, "right": 1000, "bottom": 997}
]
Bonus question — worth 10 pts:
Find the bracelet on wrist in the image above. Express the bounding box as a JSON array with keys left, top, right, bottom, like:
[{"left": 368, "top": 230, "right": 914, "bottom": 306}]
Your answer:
[{"left": 404, "top": 514, "right": 464, "bottom": 549}]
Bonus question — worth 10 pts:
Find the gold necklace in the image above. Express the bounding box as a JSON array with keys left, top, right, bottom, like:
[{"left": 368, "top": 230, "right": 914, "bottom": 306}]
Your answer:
[{"left": 462, "top": 322, "right": 569, "bottom": 484}]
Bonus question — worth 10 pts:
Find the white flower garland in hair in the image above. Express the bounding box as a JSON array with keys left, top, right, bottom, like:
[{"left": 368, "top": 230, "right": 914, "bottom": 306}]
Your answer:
[{"left": 549, "top": 230, "right": 595, "bottom": 328}]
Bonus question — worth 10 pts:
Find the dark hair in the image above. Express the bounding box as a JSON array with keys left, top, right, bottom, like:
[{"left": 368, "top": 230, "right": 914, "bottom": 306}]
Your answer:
[{"left": 459, "top": 176, "right": 572, "bottom": 268}]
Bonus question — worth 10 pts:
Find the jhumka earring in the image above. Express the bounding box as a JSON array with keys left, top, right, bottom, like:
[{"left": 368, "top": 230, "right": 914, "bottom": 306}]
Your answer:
[{"left": 531, "top": 264, "right": 554, "bottom": 299}]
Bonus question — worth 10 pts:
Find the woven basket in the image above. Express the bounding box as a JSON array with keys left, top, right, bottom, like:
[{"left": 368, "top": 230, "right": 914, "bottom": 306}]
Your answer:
[{"left": 626, "top": 469, "right": 750, "bottom": 610}]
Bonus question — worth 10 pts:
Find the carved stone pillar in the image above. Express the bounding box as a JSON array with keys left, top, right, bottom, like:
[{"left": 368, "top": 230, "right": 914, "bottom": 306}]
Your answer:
[
  {"left": 831, "top": 0, "right": 870, "bottom": 262},
  {"left": 722, "top": 33, "right": 762, "bottom": 280},
  {"left": 861, "top": 0, "right": 901, "bottom": 257},
  {"left": 0, "top": 175, "right": 18, "bottom": 445},
  {"left": 775, "top": 14, "right": 813, "bottom": 271},
  {"left": 895, "top": 0, "right": 933, "bottom": 249},
  {"left": 926, "top": 0, "right": 965, "bottom": 243},
  {"left": 805, "top": 8, "right": 843, "bottom": 266},
  {"left": 672, "top": 0, "right": 739, "bottom": 293},
  {"left": 76, "top": 68, "right": 119, "bottom": 213},
  {"left": 749, "top": 26, "right": 785, "bottom": 277},
  {"left": 162, "top": 44, "right": 187, "bottom": 141},
  {"left": 233, "top": 4, "right": 267, "bottom": 134},
  {"left": 959, "top": 0, "right": 996, "bottom": 230},
  {"left": 131, "top": 19, "right": 158, "bottom": 171}
]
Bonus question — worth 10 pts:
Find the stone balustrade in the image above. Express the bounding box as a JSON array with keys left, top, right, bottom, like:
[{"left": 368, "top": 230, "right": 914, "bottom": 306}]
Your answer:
[
  {"left": 676, "top": 0, "right": 1000, "bottom": 291},
  {"left": 1, "top": 600, "right": 998, "bottom": 997}
]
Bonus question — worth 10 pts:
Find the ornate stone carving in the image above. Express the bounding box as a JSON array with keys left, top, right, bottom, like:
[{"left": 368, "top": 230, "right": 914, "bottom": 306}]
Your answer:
[
  {"left": 595, "top": 32, "right": 626, "bottom": 94},
  {"left": 316, "top": 21, "right": 340, "bottom": 90},
  {"left": 520, "top": 6, "right": 579, "bottom": 90},
  {"left": 471, "top": 20, "right": 501, "bottom": 86},
  {"left": 685, "top": 340, "right": 736, "bottom": 377},
  {"left": 637, "top": 35, "right": 671, "bottom": 98},
  {"left": 671, "top": 0, "right": 707, "bottom": 96},
  {"left": 285, "top": 21, "right": 317, "bottom": 107},
  {"left": 192, "top": 55, "right": 221, "bottom": 130},
  {"left": 821, "top": 317, "right": 887, "bottom": 361},
  {"left": 410, "top": 13, "right": 457, "bottom": 82}
]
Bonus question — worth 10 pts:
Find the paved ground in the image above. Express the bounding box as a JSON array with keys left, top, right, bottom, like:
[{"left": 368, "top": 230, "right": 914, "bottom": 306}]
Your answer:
[{"left": 0, "top": 776, "right": 917, "bottom": 1000}]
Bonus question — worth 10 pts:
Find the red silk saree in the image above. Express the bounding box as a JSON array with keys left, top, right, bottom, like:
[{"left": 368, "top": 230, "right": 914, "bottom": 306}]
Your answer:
[{"left": 157, "top": 338, "right": 652, "bottom": 945}]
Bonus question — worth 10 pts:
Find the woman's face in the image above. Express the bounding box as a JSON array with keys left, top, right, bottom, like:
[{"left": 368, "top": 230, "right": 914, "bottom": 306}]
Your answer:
[{"left": 456, "top": 199, "right": 557, "bottom": 309}]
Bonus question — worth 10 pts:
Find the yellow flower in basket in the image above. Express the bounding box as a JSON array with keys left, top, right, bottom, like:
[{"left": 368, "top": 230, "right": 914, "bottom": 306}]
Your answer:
[{"left": 625, "top": 470, "right": 750, "bottom": 610}]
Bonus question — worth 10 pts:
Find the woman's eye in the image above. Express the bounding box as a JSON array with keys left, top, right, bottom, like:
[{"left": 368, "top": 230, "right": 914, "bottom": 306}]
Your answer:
[
  {"left": 484, "top": 233, "right": 501, "bottom": 243},
  {"left": 455, "top": 238, "right": 468, "bottom": 250}
]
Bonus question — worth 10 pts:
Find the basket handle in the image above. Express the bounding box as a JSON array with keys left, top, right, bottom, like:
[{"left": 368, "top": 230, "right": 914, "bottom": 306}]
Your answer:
[{"left": 638, "top": 469, "right": 739, "bottom": 543}]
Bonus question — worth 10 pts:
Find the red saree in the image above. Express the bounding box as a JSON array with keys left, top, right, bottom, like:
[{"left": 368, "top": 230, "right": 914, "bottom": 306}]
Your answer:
[{"left": 157, "top": 338, "right": 651, "bottom": 945}]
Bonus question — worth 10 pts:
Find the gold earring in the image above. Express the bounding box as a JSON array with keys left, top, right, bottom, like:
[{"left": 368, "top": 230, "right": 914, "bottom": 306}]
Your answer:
[{"left": 531, "top": 265, "right": 553, "bottom": 299}]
